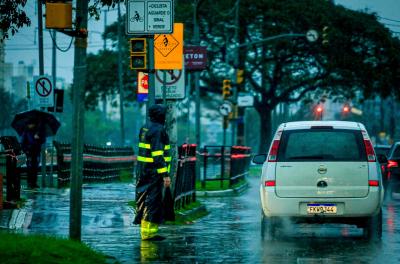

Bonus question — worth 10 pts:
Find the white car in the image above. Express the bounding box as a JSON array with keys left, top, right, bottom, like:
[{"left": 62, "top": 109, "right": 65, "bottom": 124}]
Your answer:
[{"left": 253, "top": 121, "right": 383, "bottom": 239}]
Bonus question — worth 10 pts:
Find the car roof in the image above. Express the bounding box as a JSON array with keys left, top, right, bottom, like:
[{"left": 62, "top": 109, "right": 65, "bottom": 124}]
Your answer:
[
  {"left": 278, "top": 121, "right": 365, "bottom": 131},
  {"left": 374, "top": 144, "right": 391, "bottom": 149}
]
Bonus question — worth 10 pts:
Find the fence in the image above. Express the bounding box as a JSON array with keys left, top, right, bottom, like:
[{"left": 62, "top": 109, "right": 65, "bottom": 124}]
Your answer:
[
  {"left": 201, "top": 145, "right": 252, "bottom": 188},
  {"left": 53, "top": 141, "right": 135, "bottom": 186},
  {"left": 0, "top": 136, "right": 26, "bottom": 204},
  {"left": 174, "top": 144, "right": 197, "bottom": 210}
]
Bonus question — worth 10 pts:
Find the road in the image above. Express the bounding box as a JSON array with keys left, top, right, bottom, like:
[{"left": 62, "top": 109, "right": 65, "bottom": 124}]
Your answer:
[{"left": 24, "top": 177, "right": 400, "bottom": 263}]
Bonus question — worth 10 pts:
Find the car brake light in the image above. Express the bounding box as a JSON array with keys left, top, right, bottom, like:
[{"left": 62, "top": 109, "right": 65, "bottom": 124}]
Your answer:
[
  {"left": 388, "top": 160, "right": 398, "bottom": 168},
  {"left": 363, "top": 139, "right": 375, "bottom": 162},
  {"left": 268, "top": 140, "right": 280, "bottom": 162},
  {"left": 265, "top": 180, "right": 276, "bottom": 187},
  {"left": 368, "top": 180, "right": 379, "bottom": 187}
]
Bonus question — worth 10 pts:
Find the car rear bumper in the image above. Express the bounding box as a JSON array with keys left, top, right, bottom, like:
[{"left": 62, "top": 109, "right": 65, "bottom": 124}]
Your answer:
[{"left": 260, "top": 185, "right": 382, "bottom": 218}]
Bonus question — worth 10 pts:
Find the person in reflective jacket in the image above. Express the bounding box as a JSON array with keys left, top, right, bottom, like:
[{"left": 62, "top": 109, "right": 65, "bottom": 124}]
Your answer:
[{"left": 134, "top": 104, "right": 172, "bottom": 241}]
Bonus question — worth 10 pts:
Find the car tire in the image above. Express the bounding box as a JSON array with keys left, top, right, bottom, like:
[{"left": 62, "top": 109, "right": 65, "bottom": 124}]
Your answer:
[
  {"left": 261, "top": 211, "right": 276, "bottom": 240},
  {"left": 362, "top": 209, "right": 382, "bottom": 240}
]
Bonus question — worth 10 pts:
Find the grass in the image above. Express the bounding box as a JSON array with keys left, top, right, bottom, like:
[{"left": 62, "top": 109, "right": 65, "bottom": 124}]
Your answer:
[
  {"left": 119, "top": 170, "right": 134, "bottom": 183},
  {"left": 195, "top": 179, "right": 247, "bottom": 191},
  {"left": 0, "top": 232, "right": 109, "bottom": 264}
]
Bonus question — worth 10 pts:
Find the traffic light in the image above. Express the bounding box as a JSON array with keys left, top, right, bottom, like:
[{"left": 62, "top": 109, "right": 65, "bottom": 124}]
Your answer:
[
  {"left": 342, "top": 104, "right": 351, "bottom": 113},
  {"left": 322, "top": 26, "right": 329, "bottom": 46},
  {"left": 222, "top": 79, "right": 232, "bottom": 99},
  {"left": 130, "top": 38, "right": 147, "bottom": 70},
  {"left": 314, "top": 104, "right": 324, "bottom": 120},
  {"left": 236, "top": 69, "right": 244, "bottom": 84}
]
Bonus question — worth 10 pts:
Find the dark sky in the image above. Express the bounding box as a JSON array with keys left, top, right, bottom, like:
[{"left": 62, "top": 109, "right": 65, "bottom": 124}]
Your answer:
[{"left": 4, "top": 1, "right": 400, "bottom": 84}]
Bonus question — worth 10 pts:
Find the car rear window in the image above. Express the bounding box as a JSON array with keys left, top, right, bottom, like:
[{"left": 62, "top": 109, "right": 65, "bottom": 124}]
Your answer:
[{"left": 277, "top": 129, "right": 366, "bottom": 162}]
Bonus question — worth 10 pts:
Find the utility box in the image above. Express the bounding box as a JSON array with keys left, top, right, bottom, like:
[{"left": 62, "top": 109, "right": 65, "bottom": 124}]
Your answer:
[{"left": 45, "top": 2, "right": 73, "bottom": 29}]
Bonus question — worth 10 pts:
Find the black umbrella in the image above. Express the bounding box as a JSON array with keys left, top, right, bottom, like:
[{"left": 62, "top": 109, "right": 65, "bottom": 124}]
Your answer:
[{"left": 11, "top": 109, "right": 61, "bottom": 137}]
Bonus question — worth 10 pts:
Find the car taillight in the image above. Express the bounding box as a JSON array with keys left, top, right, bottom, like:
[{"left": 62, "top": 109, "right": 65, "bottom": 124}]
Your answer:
[
  {"left": 388, "top": 160, "right": 398, "bottom": 168},
  {"left": 369, "top": 180, "right": 379, "bottom": 187},
  {"left": 268, "top": 140, "right": 280, "bottom": 162},
  {"left": 265, "top": 180, "right": 276, "bottom": 187},
  {"left": 363, "top": 139, "right": 375, "bottom": 162}
]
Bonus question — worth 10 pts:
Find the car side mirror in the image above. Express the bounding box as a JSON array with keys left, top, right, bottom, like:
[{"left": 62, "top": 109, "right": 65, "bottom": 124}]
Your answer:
[{"left": 252, "top": 154, "right": 267, "bottom": 164}]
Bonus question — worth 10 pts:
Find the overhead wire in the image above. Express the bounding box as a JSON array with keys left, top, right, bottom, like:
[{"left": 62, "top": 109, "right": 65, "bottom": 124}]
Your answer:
[
  {"left": 378, "top": 16, "right": 400, "bottom": 23},
  {"left": 49, "top": 30, "right": 74, "bottom": 52}
]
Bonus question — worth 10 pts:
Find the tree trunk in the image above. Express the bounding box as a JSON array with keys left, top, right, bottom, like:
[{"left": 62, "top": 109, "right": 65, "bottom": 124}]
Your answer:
[{"left": 257, "top": 107, "right": 272, "bottom": 153}]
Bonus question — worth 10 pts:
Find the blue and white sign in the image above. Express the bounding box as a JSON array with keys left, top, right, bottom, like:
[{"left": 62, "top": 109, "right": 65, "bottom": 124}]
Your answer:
[{"left": 33, "top": 75, "right": 54, "bottom": 108}]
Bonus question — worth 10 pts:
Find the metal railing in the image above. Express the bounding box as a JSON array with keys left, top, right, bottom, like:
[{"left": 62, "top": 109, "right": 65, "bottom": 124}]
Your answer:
[
  {"left": 174, "top": 144, "right": 197, "bottom": 210},
  {"left": 53, "top": 141, "right": 135, "bottom": 186},
  {"left": 201, "top": 145, "right": 251, "bottom": 188}
]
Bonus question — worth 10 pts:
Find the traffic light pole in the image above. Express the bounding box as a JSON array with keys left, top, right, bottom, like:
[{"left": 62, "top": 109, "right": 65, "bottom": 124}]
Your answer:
[{"left": 147, "top": 38, "right": 156, "bottom": 116}]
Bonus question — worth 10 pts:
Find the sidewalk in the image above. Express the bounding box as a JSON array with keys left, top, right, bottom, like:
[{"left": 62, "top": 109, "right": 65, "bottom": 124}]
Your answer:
[{"left": 1, "top": 182, "right": 143, "bottom": 262}]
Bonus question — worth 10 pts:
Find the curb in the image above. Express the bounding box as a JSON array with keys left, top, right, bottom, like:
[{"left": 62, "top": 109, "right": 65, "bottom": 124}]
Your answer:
[
  {"left": 176, "top": 205, "right": 207, "bottom": 218},
  {"left": 196, "top": 181, "right": 249, "bottom": 197},
  {"left": 0, "top": 199, "right": 33, "bottom": 230}
]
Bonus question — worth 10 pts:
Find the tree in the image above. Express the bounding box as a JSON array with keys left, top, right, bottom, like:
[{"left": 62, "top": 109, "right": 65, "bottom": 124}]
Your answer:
[
  {"left": 0, "top": 87, "right": 26, "bottom": 135},
  {"left": 177, "top": 0, "right": 400, "bottom": 152},
  {"left": 0, "top": 0, "right": 30, "bottom": 40}
]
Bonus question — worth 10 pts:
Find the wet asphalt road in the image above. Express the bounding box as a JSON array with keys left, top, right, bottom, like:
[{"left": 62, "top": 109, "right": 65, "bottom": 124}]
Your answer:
[{"left": 24, "top": 177, "right": 400, "bottom": 263}]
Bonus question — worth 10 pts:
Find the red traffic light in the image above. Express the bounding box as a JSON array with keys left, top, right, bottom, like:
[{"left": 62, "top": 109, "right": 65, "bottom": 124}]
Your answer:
[
  {"left": 343, "top": 105, "right": 350, "bottom": 113},
  {"left": 316, "top": 106, "right": 323, "bottom": 113}
]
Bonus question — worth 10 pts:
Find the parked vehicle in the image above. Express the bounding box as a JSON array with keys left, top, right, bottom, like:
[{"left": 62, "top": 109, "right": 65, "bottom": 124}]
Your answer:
[
  {"left": 385, "top": 142, "right": 400, "bottom": 196},
  {"left": 253, "top": 121, "right": 383, "bottom": 240},
  {"left": 374, "top": 144, "right": 391, "bottom": 190}
]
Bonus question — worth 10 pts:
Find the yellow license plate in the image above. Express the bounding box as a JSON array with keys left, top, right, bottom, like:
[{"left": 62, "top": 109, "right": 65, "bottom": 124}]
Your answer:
[{"left": 307, "top": 203, "right": 337, "bottom": 214}]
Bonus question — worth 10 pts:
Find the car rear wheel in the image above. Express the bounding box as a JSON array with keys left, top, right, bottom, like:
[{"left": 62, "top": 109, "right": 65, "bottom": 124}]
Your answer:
[
  {"left": 261, "top": 211, "right": 276, "bottom": 240},
  {"left": 362, "top": 209, "right": 382, "bottom": 240}
]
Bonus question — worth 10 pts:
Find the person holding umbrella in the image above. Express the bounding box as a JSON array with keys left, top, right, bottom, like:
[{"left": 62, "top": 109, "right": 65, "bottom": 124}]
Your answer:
[
  {"left": 20, "top": 121, "right": 46, "bottom": 189},
  {"left": 11, "top": 109, "right": 61, "bottom": 189}
]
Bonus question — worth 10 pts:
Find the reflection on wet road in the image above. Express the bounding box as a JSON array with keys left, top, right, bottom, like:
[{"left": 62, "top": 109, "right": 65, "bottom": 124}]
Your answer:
[{"left": 25, "top": 177, "right": 400, "bottom": 263}]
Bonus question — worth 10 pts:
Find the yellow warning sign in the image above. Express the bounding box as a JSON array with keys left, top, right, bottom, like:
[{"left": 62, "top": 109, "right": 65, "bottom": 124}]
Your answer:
[{"left": 154, "top": 23, "right": 183, "bottom": 70}]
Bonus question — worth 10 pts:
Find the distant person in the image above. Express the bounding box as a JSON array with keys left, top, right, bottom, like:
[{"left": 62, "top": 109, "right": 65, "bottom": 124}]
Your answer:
[
  {"left": 21, "top": 122, "right": 45, "bottom": 189},
  {"left": 134, "top": 104, "right": 171, "bottom": 241}
]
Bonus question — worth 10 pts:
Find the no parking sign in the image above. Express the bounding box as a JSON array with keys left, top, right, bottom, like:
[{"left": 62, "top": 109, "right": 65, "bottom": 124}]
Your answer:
[{"left": 33, "top": 75, "right": 54, "bottom": 107}]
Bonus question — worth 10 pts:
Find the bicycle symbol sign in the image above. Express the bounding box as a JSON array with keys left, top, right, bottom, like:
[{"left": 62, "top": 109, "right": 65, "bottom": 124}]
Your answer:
[{"left": 35, "top": 77, "right": 52, "bottom": 97}]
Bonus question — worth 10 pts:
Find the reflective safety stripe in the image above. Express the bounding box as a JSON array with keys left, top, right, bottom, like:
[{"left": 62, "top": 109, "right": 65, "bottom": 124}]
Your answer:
[
  {"left": 139, "top": 142, "right": 151, "bottom": 149},
  {"left": 164, "top": 145, "right": 171, "bottom": 150},
  {"left": 141, "top": 220, "right": 159, "bottom": 240},
  {"left": 137, "top": 156, "right": 154, "bottom": 162},
  {"left": 164, "top": 156, "right": 172, "bottom": 162},
  {"left": 151, "top": 150, "right": 164, "bottom": 157},
  {"left": 157, "top": 167, "right": 167, "bottom": 174},
  {"left": 167, "top": 164, "right": 171, "bottom": 173}
]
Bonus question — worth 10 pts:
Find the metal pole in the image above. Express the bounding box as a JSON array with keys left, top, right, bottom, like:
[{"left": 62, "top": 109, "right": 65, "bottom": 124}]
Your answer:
[
  {"left": 117, "top": 2, "right": 125, "bottom": 145},
  {"left": 231, "top": 0, "right": 240, "bottom": 147},
  {"left": 38, "top": 0, "right": 47, "bottom": 188},
  {"left": 163, "top": 70, "right": 167, "bottom": 105},
  {"left": 147, "top": 38, "right": 156, "bottom": 115},
  {"left": 70, "top": 0, "right": 88, "bottom": 241},
  {"left": 50, "top": 29, "right": 57, "bottom": 187},
  {"left": 103, "top": 10, "right": 107, "bottom": 50},
  {"left": 194, "top": 1, "right": 201, "bottom": 181}
]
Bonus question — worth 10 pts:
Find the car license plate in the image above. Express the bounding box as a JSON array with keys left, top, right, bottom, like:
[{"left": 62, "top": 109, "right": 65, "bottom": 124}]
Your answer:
[{"left": 307, "top": 203, "right": 337, "bottom": 214}]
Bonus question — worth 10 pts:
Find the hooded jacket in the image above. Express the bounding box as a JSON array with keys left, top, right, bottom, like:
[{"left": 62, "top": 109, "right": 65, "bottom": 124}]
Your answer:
[{"left": 134, "top": 104, "right": 171, "bottom": 224}]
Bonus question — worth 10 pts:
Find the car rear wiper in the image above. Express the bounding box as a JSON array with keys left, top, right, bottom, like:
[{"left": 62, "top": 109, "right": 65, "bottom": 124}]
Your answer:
[{"left": 288, "top": 155, "right": 325, "bottom": 160}]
